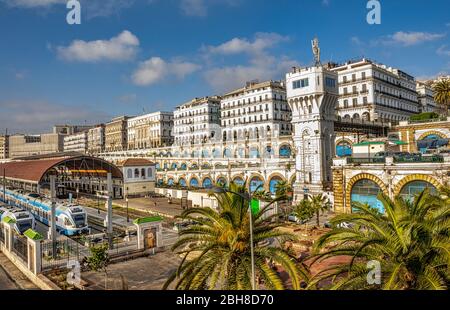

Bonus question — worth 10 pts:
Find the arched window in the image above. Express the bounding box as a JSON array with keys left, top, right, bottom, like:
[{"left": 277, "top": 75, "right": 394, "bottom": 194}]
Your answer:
[
  {"left": 223, "top": 148, "right": 232, "bottom": 158},
  {"left": 141, "top": 168, "right": 146, "bottom": 179},
  {"left": 127, "top": 169, "right": 132, "bottom": 179},
  {"left": 249, "top": 176, "right": 264, "bottom": 193},
  {"left": 179, "top": 178, "right": 187, "bottom": 187},
  {"left": 249, "top": 147, "right": 260, "bottom": 158},
  {"left": 168, "top": 178, "right": 174, "bottom": 186},
  {"left": 147, "top": 168, "right": 153, "bottom": 178},
  {"left": 217, "top": 177, "right": 227, "bottom": 187},
  {"left": 212, "top": 149, "right": 220, "bottom": 158},
  {"left": 269, "top": 177, "right": 283, "bottom": 195},
  {"left": 233, "top": 177, "right": 244, "bottom": 186},
  {"left": 190, "top": 178, "right": 199, "bottom": 188},
  {"left": 202, "top": 178, "right": 213, "bottom": 189},
  {"left": 351, "top": 179, "right": 384, "bottom": 213},
  {"left": 336, "top": 141, "right": 352, "bottom": 157},
  {"left": 134, "top": 169, "right": 139, "bottom": 178},
  {"left": 399, "top": 181, "right": 437, "bottom": 202},
  {"left": 279, "top": 145, "right": 292, "bottom": 158}
]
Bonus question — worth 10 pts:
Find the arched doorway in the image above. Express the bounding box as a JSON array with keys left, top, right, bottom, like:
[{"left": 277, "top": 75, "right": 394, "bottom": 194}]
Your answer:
[
  {"left": 399, "top": 181, "right": 437, "bottom": 202},
  {"left": 350, "top": 179, "right": 384, "bottom": 213}
]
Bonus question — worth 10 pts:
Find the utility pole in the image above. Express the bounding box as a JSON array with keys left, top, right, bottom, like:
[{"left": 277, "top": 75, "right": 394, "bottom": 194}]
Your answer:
[
  {"left": 106, "top": 173, "right": 113, "bottom": 250},
  {"left": 49, "top": 175, "right": 57, "bottom": 259}
]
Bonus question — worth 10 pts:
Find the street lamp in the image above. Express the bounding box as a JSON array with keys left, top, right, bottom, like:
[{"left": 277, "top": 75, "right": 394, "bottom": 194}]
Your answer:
[
  {"left": 126, "top": 196, "right": 130, "bottom": 223},
  {"left": 76, "top": 187, "right": 79, "bottom": 201},
  {"left": 96, "top": 192, "right": 101, "bottom": 214},
  {"left": 211, "top": 186, "right": 256, "bottom": 290}
]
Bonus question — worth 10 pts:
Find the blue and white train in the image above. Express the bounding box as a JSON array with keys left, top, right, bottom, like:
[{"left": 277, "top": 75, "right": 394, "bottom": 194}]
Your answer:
[
  {"left": 0, "top": 187, "right": 90, "bottom": 236},
  {"left": 0, "top": 205, "right": 36, "bottom": 235}
]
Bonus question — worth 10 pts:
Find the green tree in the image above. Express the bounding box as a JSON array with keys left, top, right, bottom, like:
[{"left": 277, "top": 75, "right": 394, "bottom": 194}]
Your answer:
[
  {"left": 310, "top": 189, "right": 450, "bottom": 290},
  {"left": 292, "top": 199, "right": 315, "bottom": 233},
  {"left": 433, "top": 78, "right": 450, "bottom": 115},
  {"left": 164, "top": 183, "right": 309, "bottom": 290},
  {"left": 309, "top": 194, "right": 331, "bottom": 227},
  {"left": 275, "top": 180, "right": 293, "bottom": 220},
  {"left": 86, "top": 244, "right": 110, "bottom": 290}
]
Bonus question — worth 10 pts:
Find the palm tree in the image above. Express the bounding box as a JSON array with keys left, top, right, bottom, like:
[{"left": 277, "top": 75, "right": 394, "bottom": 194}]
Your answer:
[
  {"left": 309, "top": 194, "right": 331, "bottom": 227},
  {"left": 275, "top": 180, "right": 293, "bottom": 219},
  {"left": 163, "top": 182, "right": 309, "bottom": 290},
  {"left": 309, "top": 189, "right": 449, "bottom": 290},
  {"left": 292, "top": 199, "right": 315, "bottom": 233},
  {"left": 433, "top": 78, "right": 450, "bottom": 115},
  {"left": 275, "top": 180, "right": 293, "bottom": 200}
]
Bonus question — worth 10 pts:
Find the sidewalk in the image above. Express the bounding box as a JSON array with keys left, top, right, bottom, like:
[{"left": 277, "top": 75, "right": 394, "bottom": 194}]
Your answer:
[
  {"left": 114, "top": 197, "right": 190, "bottom": 218},
  {"left": 0, "top": 252, "right": 39, "bottom": 290}
]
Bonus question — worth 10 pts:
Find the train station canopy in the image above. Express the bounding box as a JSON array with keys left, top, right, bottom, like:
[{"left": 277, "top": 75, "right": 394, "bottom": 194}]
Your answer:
[{"left": 0, "top": 153, "right": 123, "bottom": 185}]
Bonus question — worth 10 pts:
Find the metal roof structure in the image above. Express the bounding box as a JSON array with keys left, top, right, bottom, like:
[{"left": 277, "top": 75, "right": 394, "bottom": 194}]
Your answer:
[{"left": 0, "top": 155, "right": 123, "bottom": 184}]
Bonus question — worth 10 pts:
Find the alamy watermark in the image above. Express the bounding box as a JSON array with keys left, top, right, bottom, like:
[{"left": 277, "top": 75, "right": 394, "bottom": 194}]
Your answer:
[
  {"left": 66, "top": 0, "right": 81, "bottom": 25},
  {"left": 367, "top": 0, "right": 381, "bottom": 25},
  {"left": 367, "top": 260, "right": 382, "bottom": 285}
]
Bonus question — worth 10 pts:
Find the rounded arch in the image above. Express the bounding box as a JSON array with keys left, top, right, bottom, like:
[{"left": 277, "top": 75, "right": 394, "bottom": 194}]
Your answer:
[
  {"left": 393, "top": 174, "right": 442, "bottom": 197},
  {"left": 418, "top": 131, "right": 448, "bottom": 141},
  {"left": 216, "top": 176, "right": 228, "bottom": 187},
  {"left": 267, "top": 173, "right": 286, "bottom": 195},
  {"left": 178, "top": 177, "right": 187, "bottom": 187},
  {"left": 202, "top": 176, "right": 213, "bottom": 189},
  {"left": 167, "top": 177, "right": 175, "bottom": 186},
  {"left": 189, "top": 177, "right": 199, "bottom": 188},
  {"left": 232, "top": 175, "right": 245, "bottom": 186},
  {"left": 336, "top": 139, "right": 353, "bottom": 157},
  {"left": 223, "top": 148, "right": 232, "bottom": 158},
  {"left": 180, "top": 163, "right": 188, "bottom": 170},
  {"left": 249, "top": 173, "right": 265, "bottom": 193},
  {"left": 345, "top": 173, "right": 388, "bottom": 213},
  {"left": 279, "top": 144, "right": 292, "bottom": 158}
]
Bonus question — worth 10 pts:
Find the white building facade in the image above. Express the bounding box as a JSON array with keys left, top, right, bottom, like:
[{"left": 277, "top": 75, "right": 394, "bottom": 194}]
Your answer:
[
  {"left": 287, "top": 65, "right": 338, "bottom": 200},
  {"left": 87, "top": 125, "right": 105, "bottom": 155},
  {"left": 63, "top": 132, "right": 88, "bottom": 154},
  {"left": 173, "top": 97, "right": 221, "bottom": 146},
  {"left": 416, "top": 81, "right": 437, "bottom": 113},
  {"left": 220, "top": 80, "right": 292, "bottom": 143},
  {"left": 331, "top": 59, "right": 420, "bottom": 124},
  {"left": 128, "top": 112, "right": 174, "bottom": 150}
]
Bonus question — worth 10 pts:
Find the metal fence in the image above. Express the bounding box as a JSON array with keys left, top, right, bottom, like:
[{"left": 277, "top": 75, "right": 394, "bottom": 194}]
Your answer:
[
  {"left": 0, "top": 225, "right": 4, "bottom": 244},
  {"left": 12, "top": 234, "right": 28, "bottom": 263},
  {"left": 40, "top": 233, "right": 139, "bottom": 272}
]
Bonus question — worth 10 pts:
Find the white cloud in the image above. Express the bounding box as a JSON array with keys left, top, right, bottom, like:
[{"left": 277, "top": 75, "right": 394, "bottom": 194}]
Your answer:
[
  {"left": 205, "top": 32, "right": 289, "bottom": 55},
  {"left": 202, "top": 33, "right": 297, "bottom": 92},
  {"left": 180, "top": 0, "right": 207, "bottom": 17},
  {"left": 132, "top": 57, "right": 200, "bottom": 86},
  {"left": 377, "top": 31, "right": 446, "bottom": 47},
  {"left": 57, "top": 30, "right": 139, "bottom": 62},
  {"left": 0, "top": 100, "right": 109, "bottom": 134},
  {"left": 437, "top": 45, "right": 450, "bottom": 57}
]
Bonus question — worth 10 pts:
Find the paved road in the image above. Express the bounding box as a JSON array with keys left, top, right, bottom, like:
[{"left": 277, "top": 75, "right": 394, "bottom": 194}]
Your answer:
[{"left": 0, "top": 265, "right": 19, "bottom": 290}]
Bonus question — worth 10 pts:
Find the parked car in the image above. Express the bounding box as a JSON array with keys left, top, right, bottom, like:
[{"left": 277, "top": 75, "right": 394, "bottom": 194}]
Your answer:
[
  {"left": 288, "top": 214, "right": 307, "bottom": 224},
  {"left": 336, "top": 222, "right": 354, "bottom": 229}
]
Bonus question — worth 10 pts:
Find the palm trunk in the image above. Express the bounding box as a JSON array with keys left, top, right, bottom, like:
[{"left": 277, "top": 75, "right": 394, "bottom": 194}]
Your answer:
[{"left": 316, "top": 211, "right": 320, "bottom": 227}]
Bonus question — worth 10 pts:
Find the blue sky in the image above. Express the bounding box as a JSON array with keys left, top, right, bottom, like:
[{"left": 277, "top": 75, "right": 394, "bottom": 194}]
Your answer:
[{"left": 0, "top": 0, "right": 449, "bottom": 133}]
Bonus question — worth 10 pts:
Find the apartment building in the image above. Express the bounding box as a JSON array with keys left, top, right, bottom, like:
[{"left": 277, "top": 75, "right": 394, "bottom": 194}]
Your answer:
[
  {"left": 220, "top": 80, "right": 292, "bottom": 142},
  {"left": 9, "top": 133, "right": 65, "bottom": 158},
  {"left": 87, "top": 125, "right": 105, "bottom": 155},
  {"left": 331, "top": 58, "right": 420, "bottom": 124},
  {"left": 105, "top": 116, "right": 130, "bottom": 152},
  {"left": 127, "top": 112, "right": 173, "bottom": 150},
  {"left": 0, "top": 135, "right": 9, "bottom": 160},
  {"left": 64, "top": 131, "right": 88, "bottom": 154},
  {"left": 173, "top": 97, "right": 221, "bottom": 146}
]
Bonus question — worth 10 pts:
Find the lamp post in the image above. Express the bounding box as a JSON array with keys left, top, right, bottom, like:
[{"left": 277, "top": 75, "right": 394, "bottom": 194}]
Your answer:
[
  {"left": 211, "top": 186, "right": 256, "bottom": 290},
  {"left": 126, "top": 196, "right": 130, "bottom": 223},
  {"left": 96, "top": 192, "right": 100, "bottom": 214},
  {"left": 76, "top": 187, "right": 79, "bottom": 201}
]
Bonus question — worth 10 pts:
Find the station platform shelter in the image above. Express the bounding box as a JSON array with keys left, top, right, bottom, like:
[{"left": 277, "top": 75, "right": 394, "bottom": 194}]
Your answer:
[{"left": 0, "top": 153, "right": 124, "bottom": 199}]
